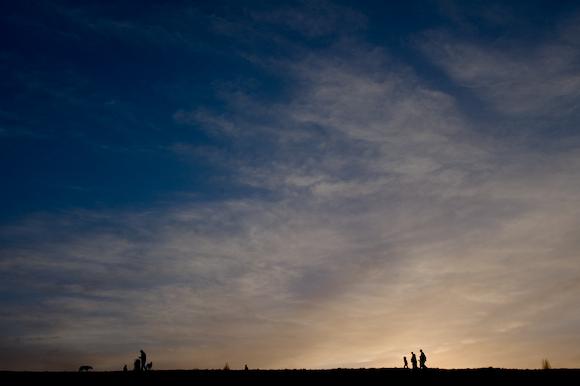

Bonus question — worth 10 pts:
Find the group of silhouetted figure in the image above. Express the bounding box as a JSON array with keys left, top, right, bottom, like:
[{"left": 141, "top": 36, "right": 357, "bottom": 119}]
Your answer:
[
  {"left": 79, "top": 350, "right": 152, "bottom": 373},
  {"left": 122, "top": 349, "right": 152, "bottom": 372},
  {"left": 81, "top": 348, "right": 428, "bottom": 372},
  {"left": 403, "top": 349, "right": 428, "bottom": 370}
]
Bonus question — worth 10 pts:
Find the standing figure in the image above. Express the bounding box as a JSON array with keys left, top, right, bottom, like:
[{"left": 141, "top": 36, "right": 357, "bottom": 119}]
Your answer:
[
  {"left": 419, "top": 349, "right": 428, "bottom": 369},
  {"left": 410, "top": 352, "right": 418, "bottom": 370},
  {"left": 133, "top": 358, "right": 141, "bottom": 372},
  {"left": 403, "top": 356, "right": 409, "bottom": 369},
  {"left": 140, "top": 350, "right": 147, "bottom": 371},
  {"left": 123, "top": 364, "right": 128, "bottom": 372}
]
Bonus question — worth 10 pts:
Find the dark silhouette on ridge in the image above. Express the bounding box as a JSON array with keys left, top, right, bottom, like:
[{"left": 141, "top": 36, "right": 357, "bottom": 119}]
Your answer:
[
  {"left": 420, "top": 349, "right": 428, "bottom": 369},
  {"left": 133, "top": 358, "right": 141, "bottom": 372},
  {"left": 123, "top": 364, "right": 127, "bottom": 372},
  {"left": 78, "top": 365, "right": 93, "bottom": 372},
  {"left": 410, "top": 352, "right": 418, "bottom": 370},
  {"left": 140, "top": 350, "right": 147, "bottom": 371},
  {"left": 403, "top": 356, "right": 409, "bottom": 369},
  {"left": 542, "top": 359, "right": 551, "bottom": 370},
  {"left": 146, "top": 361, "right": 153, "bottom": 371}
]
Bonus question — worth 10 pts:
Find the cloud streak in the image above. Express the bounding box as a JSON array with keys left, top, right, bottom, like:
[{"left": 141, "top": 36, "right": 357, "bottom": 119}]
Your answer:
[{"left": 420, "top": 14, "right": 580, "bottom": 118}]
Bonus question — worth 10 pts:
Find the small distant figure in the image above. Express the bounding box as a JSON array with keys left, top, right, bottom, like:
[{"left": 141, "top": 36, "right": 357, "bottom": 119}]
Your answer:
[
  {"left": 542, "top": 358, "right": 551, "bottom": 370},
  {"left": 123, "top": 364, "right": 128, "bottom": 372},
  {"left": 78, "top": 365, "right": 93, "bottom": 372},
  {"left": 146, "top": 361, "right": 153, "bottom": 371},
  {"left": 403, "top": 356, "right": 409, "bottom": 369},
  {"left": 410, "top": 352, "right": 418, "bottom": 370},
  {"left": 134, "top": 358, "right": 141, "bottom": 372},
  {"left": 419, "top": 349, "right": 428, "bottom": 369},
  {"left": 244, "top": 364, "right": 249, "bottom": 370},
  {"left": 140, "top": 350, "right": 147, "bottom": 371}
]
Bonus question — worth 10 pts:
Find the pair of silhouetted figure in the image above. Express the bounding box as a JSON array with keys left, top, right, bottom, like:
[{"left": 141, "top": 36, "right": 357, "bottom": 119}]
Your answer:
[
  {"left": 132, "top": 359, "right": 153, "bottom": 371},
  {"left": 129, "top": 350, "right": 152, "bottom": 372},
  {"left": 405, "top": 349, "right": 427, "bottom": 370}
]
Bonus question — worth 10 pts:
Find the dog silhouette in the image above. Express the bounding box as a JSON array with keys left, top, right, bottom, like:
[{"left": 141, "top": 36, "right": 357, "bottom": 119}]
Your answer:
[{"left": 78, "top": 365, "right": 93, "bottom": 372}]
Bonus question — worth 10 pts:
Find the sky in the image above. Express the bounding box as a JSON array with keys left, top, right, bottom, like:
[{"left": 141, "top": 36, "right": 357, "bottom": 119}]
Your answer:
[{"left": 1, "top": 0, "right": 580, "bottom": 371}]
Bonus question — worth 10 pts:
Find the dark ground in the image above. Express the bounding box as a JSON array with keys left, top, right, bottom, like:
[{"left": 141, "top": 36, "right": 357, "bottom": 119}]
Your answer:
[{"left": 2, "top": 368, "right": 579, "bottom": 386}]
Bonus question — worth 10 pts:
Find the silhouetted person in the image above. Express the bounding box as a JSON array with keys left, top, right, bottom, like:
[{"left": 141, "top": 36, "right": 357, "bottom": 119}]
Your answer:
[
  {"left": 410, "top": 352, "right": 418, "bottom": 370},
  {"left": 419, "top": 349, "right": 427, "bottom": 369},
  {"left": 123, "top": 364, "right": 128, "bottom": 372},
  {"left": 146, "top": 361, "right": 153, "bottom": 371},
  {"left": 403, "top": 356, "right": 409, "bottom": 369},
  {"left": 245, "top": 364, "right": 249, "bottom": 370},
  {"left": 140, "top": 350, "right": 147, "bottom": 371},
  {"left": 134, "top": 358, "right": 141, "bottom": 372}
]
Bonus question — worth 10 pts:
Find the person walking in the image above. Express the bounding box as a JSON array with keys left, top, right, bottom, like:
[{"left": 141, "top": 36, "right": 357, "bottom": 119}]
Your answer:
[
  {"left": 419, "top": 349, "right": 428, "bottom": 369},
  {"left": 140, "top": 350, "right": 147, "bottom": 371},
  {"left": 403, "top": 356, "right": 409, "bottom": 369},
  {"left": 410, "top": 352, "right": 418, "bottom": 370}
]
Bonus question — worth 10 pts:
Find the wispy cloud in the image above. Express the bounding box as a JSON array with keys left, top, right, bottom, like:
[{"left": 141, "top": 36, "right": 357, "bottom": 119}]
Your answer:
[{"left": 419, "top": 14, "right": 580, "bottom": 117}]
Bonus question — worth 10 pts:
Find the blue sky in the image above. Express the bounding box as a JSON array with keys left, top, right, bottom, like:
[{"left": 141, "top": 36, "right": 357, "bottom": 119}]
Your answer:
[{"left": 2, "top": 0, "right": 580, "bottom": 370}]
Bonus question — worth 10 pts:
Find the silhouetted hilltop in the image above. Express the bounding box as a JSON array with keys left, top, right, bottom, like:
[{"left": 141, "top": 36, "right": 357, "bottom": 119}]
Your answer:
[{"left": 2, "top": 368, "right": 580, "bottom": 386}]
